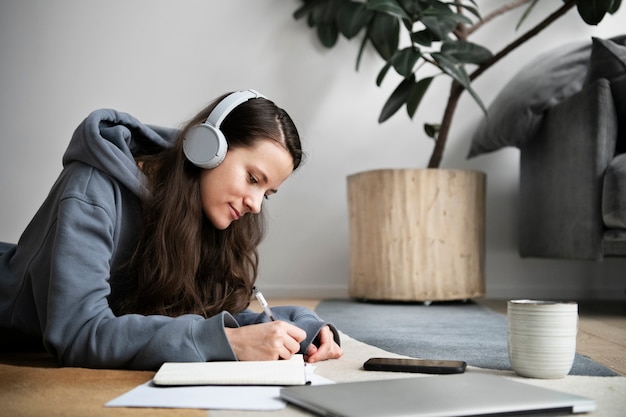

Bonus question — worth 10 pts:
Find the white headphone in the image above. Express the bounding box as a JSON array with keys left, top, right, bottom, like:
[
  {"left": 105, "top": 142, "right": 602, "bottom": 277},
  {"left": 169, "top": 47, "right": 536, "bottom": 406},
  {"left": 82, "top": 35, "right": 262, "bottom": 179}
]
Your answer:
[{"left": 183, "top": 89, "right": 267, "bottom": 169}]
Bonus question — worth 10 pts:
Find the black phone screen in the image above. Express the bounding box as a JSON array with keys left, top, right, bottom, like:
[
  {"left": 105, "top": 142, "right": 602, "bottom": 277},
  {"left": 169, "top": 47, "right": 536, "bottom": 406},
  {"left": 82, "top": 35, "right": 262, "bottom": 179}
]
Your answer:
[{"left": 363, "top": 357, "right": 467, "bottom": 374}]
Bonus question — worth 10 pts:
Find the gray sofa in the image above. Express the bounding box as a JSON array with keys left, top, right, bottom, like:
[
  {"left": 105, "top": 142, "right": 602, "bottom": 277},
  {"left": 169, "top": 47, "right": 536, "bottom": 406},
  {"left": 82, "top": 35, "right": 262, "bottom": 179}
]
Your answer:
[{"left": 470, "top": 36, "right": 626, "bottom": 261}]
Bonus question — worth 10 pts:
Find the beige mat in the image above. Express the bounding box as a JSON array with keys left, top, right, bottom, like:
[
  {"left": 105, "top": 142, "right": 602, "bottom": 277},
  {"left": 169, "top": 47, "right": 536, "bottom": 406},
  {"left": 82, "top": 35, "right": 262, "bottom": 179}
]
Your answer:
[
  {"left": 1, "top": 332, "right": 624, "bottom": 417},
  {"left": 212, "top": 332, "right": 626, "bottom": 417}
]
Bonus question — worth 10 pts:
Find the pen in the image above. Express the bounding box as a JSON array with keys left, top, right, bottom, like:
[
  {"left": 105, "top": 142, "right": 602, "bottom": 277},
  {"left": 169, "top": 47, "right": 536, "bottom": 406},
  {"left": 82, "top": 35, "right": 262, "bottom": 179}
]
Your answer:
[{"left": 253, "top": 286, "right": 276, "bottom": 321}]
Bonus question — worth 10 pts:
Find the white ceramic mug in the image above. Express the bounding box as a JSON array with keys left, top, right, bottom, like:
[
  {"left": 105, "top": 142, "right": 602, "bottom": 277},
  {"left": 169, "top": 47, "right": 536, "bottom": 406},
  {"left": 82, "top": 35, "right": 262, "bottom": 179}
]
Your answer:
[{"left": 507, "top": 300, "right": 578, "bottom": 379}]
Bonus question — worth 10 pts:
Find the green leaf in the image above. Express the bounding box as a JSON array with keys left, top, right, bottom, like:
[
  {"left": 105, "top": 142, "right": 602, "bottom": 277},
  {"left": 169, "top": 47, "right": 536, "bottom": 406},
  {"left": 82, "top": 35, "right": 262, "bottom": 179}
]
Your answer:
[
  {"left": 310, "top": 0, "right": 338, "bottom": 24},
  {"left": 437, "top": 1, "right": 480, "bottom": 23},
  {"left": 407, "top": 77, "right": 433, "bottom": 118},
  {"left": 515, "top": 0, "right": 540, "bottom": 30},
  {"left": 420, "top": 16, "right": 457, "bottom": 40},
  {"left": 366, "top": 0, "right": 411, "bottom": 20},
  {"left": 390, "top": 47, "right": 421, "bottom": 77},
  {"left": 379, "top": 75, "right": 415, "bottom": 123},
  {"left": 411, "top": 29, "right": 436, "bottom": 47},
  {"left": 576, "top": 0, "right": 617, "bottom": 24},
  {"left": 466, "top": 83, "right": 486, "bottom": 114},
  {"left": 295, "top": 0, "right": 345, "bottom": 42},
  {"left": 432, "top": 52, "right": 487, "bottom": 114},
  {"left": 317, "top": 23, "right": 339, "bottom": 47},
  {"left": 337, "top": 2, "right": 373, "bottom": 38},
  {"left": 608, "top": 0, "right": 622, "bottom": 14},
  {"left": 293, "top": 1, "right": 313, "bottom": 20},
  {"left": 355, "top": 31, "right": 369, "bottom": 71},
  {"left": 368, "top": 12, "right": 400, "bottom": 60},
  {"left": 424, "top": 123, "right": 440, "bottom": 139},
  {"left": 376, "top": 62, "right": 393, "bottom": 86},
  {"left": 449, "top": 1, "right": 481, "bottom": 20},
  {"left": 398, "top": 0, "right": 426, "bottom": 16},
  {"left": 441, "top": 41, "right": 492, "bottom": 65},
  {"left": 420, "top": 5, "right": 471, "bottom": 40},
  {"left": 431, "top": 52, "right": 464, "bottom": 82}
]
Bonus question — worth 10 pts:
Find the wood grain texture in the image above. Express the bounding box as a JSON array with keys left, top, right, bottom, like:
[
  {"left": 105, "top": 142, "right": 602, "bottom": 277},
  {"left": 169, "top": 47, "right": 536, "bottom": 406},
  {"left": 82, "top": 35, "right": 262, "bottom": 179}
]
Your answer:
[{"left": 347, "top": 169, "right": 486, "bottom": 301}]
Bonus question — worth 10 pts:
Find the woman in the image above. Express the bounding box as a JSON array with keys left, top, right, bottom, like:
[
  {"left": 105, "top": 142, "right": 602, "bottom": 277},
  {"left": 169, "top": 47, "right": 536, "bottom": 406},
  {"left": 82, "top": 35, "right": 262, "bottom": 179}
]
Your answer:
[{"left": 0, "top": 90, "right": 342, "bottom": 370}]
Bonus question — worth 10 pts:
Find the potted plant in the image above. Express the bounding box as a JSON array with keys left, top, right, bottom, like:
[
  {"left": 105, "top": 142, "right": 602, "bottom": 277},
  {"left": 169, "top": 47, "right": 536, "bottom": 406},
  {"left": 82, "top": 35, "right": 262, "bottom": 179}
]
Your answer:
[{"left": 291, "top": 0, "right": 621, "bottom": 301}]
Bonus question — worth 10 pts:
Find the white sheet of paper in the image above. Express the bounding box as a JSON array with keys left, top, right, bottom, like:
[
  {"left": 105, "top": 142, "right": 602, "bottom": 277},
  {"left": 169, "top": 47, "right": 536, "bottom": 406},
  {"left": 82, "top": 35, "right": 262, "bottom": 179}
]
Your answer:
[
  {"left": 106, "top": 383, "right": 286, "bottom": 410},
  {"left": 105, "top": 364, "right": 334, "bottom": 411}
]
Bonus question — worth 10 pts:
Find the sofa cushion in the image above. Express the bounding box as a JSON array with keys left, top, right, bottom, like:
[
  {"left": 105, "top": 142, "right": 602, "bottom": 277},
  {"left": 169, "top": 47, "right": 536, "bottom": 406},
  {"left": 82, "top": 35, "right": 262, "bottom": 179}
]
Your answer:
[
  {"left": 584, "top": 37, "right": 626, "bottom": 155},
  {"left": 469, "top": 35, "right": 626, "bottom": 158},
  {"left": 612, "top": 74, "right": 626, "bottom": 154},
  {"left": 518, "top": 78, "right": 617, "bottom": 260},
  {"left": 603, "top": 229, "right": 626, "bottom": 256},
  {"left": 603, "top": 153, "right": 626, "bottom": 229}
]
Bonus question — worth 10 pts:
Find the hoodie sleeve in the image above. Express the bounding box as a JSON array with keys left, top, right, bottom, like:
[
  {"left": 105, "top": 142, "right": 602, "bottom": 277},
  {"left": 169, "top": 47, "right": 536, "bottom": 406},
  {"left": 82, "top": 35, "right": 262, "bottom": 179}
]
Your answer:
[
  {"left": 39, "top": 173, "right": 239, "bottom": 370},
  {"left": 233, "top": 306, "right": 341, "bottom": 354}
]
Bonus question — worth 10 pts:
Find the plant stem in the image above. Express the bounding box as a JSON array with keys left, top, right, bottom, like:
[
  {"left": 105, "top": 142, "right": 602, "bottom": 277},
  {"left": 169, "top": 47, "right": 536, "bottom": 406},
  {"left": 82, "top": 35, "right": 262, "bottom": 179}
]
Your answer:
[
  {"left": 427, "top": 0, "right": 577, "bottom": 168},
  {"left": 428, "top": 82, "right": 463, "bottom": 168}
]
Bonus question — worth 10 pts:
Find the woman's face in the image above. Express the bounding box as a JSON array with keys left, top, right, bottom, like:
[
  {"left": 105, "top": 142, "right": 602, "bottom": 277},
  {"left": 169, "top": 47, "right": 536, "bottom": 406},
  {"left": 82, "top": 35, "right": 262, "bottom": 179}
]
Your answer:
[{"left": 199, "top": 138, "right": 294, "bottom": 230}]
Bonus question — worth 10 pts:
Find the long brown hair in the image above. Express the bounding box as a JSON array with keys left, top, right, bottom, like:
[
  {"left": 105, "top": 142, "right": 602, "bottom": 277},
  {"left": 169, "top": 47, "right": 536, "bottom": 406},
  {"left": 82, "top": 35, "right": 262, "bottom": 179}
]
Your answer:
[{"left": 122, "top": 93, "right": 303, "bottom": 317}]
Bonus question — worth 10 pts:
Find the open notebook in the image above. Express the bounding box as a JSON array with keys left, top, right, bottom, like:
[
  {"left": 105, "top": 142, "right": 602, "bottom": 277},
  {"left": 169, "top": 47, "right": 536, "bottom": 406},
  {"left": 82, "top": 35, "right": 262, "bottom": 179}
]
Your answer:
[{"left": 153, "top": 354, "right": 307, "bottom": 386}]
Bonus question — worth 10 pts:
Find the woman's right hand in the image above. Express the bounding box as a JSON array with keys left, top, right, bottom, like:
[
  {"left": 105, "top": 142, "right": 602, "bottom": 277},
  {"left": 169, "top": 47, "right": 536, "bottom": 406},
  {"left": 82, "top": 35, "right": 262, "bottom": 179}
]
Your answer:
[{"left": 224, "top": 321, "right": 306, "bottom": 361}]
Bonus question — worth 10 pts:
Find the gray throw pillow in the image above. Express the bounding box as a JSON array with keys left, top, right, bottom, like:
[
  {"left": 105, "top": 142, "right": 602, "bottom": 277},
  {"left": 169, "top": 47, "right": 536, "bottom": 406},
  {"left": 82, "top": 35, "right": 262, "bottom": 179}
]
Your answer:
[
  {"left": 603, "top": 153, "right": 626, "bottom": 229},
  {"left": 468, "top": 41, "right": 591, "bottom": 157}
]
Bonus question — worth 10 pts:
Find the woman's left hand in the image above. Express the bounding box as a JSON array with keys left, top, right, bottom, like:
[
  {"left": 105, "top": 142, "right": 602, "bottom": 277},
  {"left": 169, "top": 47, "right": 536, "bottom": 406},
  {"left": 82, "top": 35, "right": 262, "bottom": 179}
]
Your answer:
[{"left": 304, "top": 325, "right": 343, "bottom": 363}]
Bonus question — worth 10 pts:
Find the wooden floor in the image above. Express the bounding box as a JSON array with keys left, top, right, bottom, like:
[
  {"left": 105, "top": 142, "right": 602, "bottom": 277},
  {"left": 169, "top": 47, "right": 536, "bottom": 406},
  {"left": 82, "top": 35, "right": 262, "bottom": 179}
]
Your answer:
[{"left": 259, "top": 298, "right": 626, "bottom": 376}]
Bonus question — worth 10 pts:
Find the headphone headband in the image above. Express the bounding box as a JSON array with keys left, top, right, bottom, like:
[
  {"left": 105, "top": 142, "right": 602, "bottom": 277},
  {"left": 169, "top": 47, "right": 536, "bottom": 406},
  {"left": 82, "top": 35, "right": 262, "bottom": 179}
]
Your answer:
[{"left": 206, "top": 89, "right": 266, "bottom": 128}]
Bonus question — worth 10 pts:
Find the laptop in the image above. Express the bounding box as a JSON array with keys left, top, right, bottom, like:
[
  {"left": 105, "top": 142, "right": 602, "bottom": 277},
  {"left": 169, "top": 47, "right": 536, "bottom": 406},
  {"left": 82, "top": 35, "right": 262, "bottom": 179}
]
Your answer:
[{"left": 280, "top": 372, "right": 596, "bottom": 417}]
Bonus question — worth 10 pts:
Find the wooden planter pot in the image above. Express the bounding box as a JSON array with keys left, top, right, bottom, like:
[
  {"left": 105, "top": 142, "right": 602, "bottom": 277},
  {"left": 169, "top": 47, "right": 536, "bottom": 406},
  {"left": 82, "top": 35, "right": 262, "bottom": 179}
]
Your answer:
[{"left": 347, "top": 169, "right": 486, "bottom": 301}]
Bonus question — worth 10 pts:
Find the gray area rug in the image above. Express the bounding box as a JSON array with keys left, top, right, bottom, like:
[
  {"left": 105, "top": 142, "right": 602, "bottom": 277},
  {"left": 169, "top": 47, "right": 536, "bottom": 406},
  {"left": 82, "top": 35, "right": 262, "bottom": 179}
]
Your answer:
[{"left": 316, "top": 299, "right": 618, "bottom": 377}]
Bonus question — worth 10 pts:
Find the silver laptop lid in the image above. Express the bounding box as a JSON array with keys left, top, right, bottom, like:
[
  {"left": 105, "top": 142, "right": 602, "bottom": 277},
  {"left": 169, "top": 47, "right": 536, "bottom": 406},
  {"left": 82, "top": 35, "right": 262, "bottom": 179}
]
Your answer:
[{"left": 280, "top": 373, "right": 596, "bottom": 417}]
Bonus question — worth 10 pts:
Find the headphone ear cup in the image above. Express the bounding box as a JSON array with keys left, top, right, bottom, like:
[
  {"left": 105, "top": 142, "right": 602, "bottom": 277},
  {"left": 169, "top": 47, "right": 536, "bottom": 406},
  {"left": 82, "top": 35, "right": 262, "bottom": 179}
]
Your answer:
[
  {"left": 183, "top": 123, "right": 228, "bottom": 169},
  {"left": 183, "top": 90, "right": 265, "bottom": 169}
]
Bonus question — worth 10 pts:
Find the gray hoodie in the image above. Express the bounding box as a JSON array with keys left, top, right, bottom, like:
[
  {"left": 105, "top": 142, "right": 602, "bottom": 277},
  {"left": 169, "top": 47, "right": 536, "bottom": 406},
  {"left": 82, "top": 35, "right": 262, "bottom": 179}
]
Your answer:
[{"left": 0, "top": 109, "right": 338, "bottom": 370}]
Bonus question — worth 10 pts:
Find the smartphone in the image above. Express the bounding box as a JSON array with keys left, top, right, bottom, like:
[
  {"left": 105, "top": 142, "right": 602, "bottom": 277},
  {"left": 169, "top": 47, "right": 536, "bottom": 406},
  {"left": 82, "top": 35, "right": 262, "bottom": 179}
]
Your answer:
[{"left": 363, "top": 357, "right": 467, "bottom": 374}]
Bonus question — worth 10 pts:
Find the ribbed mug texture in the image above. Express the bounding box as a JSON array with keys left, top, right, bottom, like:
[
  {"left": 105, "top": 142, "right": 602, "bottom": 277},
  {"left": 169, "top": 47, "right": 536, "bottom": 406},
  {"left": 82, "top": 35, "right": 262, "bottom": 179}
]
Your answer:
[{"left": 507, "top": 300, "right": 578, "bottom": 379}]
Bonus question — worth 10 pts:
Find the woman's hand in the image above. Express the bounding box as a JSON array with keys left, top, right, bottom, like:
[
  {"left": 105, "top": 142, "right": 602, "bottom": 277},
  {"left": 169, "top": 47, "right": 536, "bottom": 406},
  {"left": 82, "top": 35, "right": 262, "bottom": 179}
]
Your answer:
[
  {"left": 225, "top": 321, "right": 306, "bottom": 361},
  {"left": 304, "top": 325, "right": 343, "bottom": 363}
]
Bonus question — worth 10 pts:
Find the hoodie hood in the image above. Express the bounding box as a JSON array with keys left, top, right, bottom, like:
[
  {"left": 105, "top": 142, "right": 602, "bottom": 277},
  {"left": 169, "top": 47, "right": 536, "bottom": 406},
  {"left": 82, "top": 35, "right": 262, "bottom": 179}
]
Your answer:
[{"left": 62, "top": 108, "right": 178, "bottom": 198}]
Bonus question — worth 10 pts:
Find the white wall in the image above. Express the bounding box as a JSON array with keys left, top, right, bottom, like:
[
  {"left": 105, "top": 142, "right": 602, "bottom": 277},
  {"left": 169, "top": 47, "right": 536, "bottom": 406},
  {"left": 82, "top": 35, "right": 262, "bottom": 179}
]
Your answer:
[{"left": 1, "top": 0, "right": 624, "bottom": 300}]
